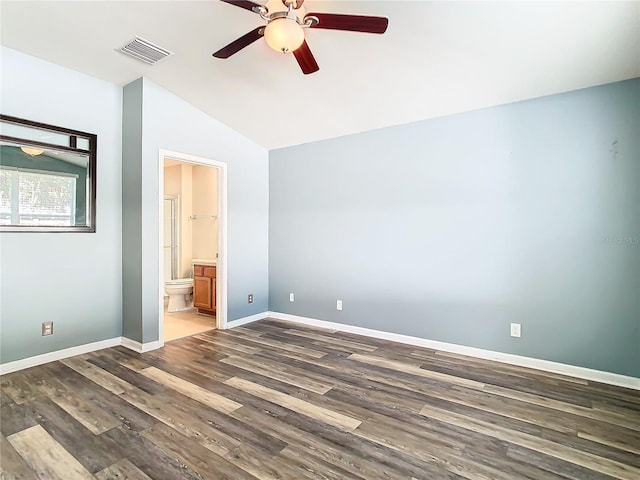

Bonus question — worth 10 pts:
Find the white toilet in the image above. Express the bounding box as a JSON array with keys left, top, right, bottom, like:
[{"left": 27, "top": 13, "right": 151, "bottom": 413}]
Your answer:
[{"left": 164, "top": 278, "right": 194, "bottom": 313}]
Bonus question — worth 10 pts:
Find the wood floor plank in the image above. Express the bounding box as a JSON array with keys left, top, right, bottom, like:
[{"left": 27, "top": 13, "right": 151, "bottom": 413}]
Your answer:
[
  {"left": 95, "top": 458, "right": 153, "bottom": 480},
  {"left": 220, "top": 355, "right": 334, "bottom": 394},
  {"left": 106, "top": 348, "right": 152, "bottom": 372},
  {"left": 506, "top": 445, "right": 618, "bottom": 480},
  {"left": 34, "top": 376, "right": 121, "bottom": 435},
  {"left": 256, "top": 407, "right": 466, "bottom": 480},
  {"left": 577, "top": 428, "right": 640, "bottom": 456},
  {"left": 54, "top": 372, "right": 157, "bottom": 434},
  {"left": 223, "top": 444, "right": 323, "bottom": 480},
  {"left": 305, "top": 384, "right": 543, "bottom": 480},
  {"left": 7, "top": 425, "right": 95, "bottom": 480},
  {"left": 483, "top": 383, "right": 640, "bottom": 431},
  {"left": 103, "top": 425, "right": 205, "bottom": 480},
  {"left": 225, "top": 376, "right": 362, "bottom": 431},
  {"left": 419, "top": 403, "right": 640, "bottom": 480},
  {"left": 592, "top": 400, "right": 640, "bottom": 418},
  {"left": 0, "top": 401, "right": 38, "bottom": 437},
  {"left": 23, "top": 397, "right": 125, "bottom": 474},
  {"left": 230, "top": 405, "right": 404, "bottom": 480},
  {"left": 152, "top": 385, "right": 288, "bottom": 457},
  {"left": 60, "top": 357, "right": 129, "bottom": 395},
  {"left": 354, "top": 420, "right": 522, "bottom": 480},
  {"left": 431, "top": 350, "right": 590, "bottom": 385},
  {"left": 348, "top": 353, "right": 486, "bottom": 389},
  {"left": 147, "top": 354, "right": 234, "bottom": 384},
  {"left": 284, "top": 328, "right": 378, "bottom": 352},
  {"left": 139, "top": 366, "right": 242, "bottom": 414},
  {"left": 421, "top": 384, "right": 579, "bottom": 434},
  {"left": 0, "top": 373, "right": 40, "bottom": 405},
  {"left": 262, "top": 318, "right": 339, "bottom": 333},
  {"left": 256, "top": 340, "right": 637, "bottom": 464},
  {"left": 2, "top": 319, "right": 638, "bottom": 480},
  {"left": 277, "top": 445, "right": 368, "bottom": 480},
  {"left": 221, "top": 330, "right": 328, "bottom": 358},
  {"left": 86, "top": 356, "right": 167, "bottom": 395},
  {"left": 141, "top": 423, "right": 258, "bottom": 480},
  {"left": 193, "top": 335, "right": 262, "bottom": 355},
  {"left": 115, "top": 380, "right": 242, "bottom": 454},
  {"left": 217, "top": 326, "right": 264, "bottom": 338},
  {"left": 0, "top": 432, "right": 38, "bottom": 480}
]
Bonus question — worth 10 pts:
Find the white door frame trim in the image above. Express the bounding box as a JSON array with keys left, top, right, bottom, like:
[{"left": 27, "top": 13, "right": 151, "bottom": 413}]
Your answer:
[{"left": 158, "top": 149, "right": 228, "bottom": 345}]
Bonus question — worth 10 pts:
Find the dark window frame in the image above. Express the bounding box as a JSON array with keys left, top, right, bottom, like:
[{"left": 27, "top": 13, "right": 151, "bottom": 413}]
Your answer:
[{"left": 0, "top": 114, "right": 97, "bottom": 233}]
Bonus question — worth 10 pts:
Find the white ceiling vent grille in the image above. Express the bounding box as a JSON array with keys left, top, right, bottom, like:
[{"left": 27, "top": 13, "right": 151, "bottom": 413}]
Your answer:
[{"left": 117, "top": 37, "right": 173, "bottom": 65}]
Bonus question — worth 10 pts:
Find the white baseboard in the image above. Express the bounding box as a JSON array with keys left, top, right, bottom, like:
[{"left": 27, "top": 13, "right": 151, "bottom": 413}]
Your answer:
[
  {"left": 4, "top": 313, "right": 637, "bottom": 391},
  {"left": 120, "top": 337, "right": 164, "bottom": 353},
  {"left": 0, "top": 336, "right": 164, "bottom": 375},
  {"left": 267, "top": 311, "right": 640, "bottom": 391},
  {"left": 0, "top": 337, "right": 122, "bottom": 375},
  {"left": 225, "top": 311, "right": 268, "bottom": 329},
  {"left": 0, "top": 311, "right": 265, "bottom": 375}
]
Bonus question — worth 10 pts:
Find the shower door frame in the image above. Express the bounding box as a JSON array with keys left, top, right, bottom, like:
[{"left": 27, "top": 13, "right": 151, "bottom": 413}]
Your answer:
[{"left": 163, "top": 195, "right": 180, "bottom": 281}]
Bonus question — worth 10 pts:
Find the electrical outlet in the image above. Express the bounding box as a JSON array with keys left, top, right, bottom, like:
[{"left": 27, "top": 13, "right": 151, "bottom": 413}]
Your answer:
[
  {"left": 248, "top": 294, "right": 253, "bottom": 304},
  {"left": 510, "top": 323, "right": 521, "bottom": 338},
  {"left": 336, "top": 300, "right": 343, "bottom": 311},
  {"left": 289, "top": 293, "right": 295, "bottom": 302},
  {"left": 42, "top": 321, "right": 53, "bottom": 336}
]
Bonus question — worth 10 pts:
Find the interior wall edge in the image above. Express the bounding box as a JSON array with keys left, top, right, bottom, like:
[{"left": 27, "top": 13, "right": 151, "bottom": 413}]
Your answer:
[{"left": 224, "top": 311, "right": 269, "bottom": 329}]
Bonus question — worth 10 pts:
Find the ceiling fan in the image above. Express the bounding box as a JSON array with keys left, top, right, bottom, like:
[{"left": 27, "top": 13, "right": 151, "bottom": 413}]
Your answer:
[{"left": 213, "top": 0, "right": 389, "bottom": 74}]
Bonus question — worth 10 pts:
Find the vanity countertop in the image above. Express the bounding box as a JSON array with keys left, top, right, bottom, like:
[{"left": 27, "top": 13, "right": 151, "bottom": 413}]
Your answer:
[{"left": 192, "top": 258, "right": 217, "bottom": 266}]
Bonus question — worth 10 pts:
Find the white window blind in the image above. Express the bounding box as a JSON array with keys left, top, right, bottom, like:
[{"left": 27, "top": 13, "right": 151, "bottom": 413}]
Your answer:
[{"left": 0, "top": 167, "right": 77, "bottom": 226}]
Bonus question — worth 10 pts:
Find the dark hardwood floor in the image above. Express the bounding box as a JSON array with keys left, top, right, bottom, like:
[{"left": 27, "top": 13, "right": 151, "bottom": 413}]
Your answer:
[{"left": 1, "top": 318, "right": 639, "bottom": 479}]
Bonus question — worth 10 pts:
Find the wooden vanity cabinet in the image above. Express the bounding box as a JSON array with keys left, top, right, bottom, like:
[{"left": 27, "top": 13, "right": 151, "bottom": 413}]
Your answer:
[{"left": 193, "top": 264, "right": 216, "bottom": 316}]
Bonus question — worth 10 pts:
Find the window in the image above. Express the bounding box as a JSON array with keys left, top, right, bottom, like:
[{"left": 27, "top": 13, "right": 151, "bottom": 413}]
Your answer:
[
  {"left": 0, "top": 167, "right": 77, "bottom": 226},
  {"left": 0, "top": 114, "right": 96, "bottom": 232}
]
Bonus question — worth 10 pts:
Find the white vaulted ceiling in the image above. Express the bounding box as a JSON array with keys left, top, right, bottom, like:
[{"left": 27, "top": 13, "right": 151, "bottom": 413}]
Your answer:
[{"left": 1, "top": 1, "right": 639, "bottom": 149}]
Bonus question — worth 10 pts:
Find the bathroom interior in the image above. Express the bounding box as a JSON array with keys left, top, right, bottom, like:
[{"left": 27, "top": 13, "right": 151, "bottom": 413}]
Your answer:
[{"left": 163, "top": 158, "right": 218, "bottom": 342}]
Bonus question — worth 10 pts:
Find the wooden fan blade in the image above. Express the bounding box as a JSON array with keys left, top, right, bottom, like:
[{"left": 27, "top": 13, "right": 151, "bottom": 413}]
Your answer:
[
  {"left": 293, "top": 40, "right": 319, "bottom": 75},
  {"left": 306, "top": 13, "right": 388, "bottom": 34},
  {"left": 219, "top": 0, "right": 262, "bottom": 12},
  {"left": 213, "top": 27, "right": 264, "bottom": 58}
]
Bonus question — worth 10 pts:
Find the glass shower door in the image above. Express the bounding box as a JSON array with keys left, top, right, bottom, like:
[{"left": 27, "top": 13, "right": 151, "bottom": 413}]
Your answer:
[{"left": 163, "top": 196, "right": 179, "bottom": 281}]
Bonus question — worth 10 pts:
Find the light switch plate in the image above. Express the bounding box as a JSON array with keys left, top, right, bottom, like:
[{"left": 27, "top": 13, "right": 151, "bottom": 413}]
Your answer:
[
  {"left": 42, "top": 321, "right": 53, "bottom": 336},
  {"left": 510, "top": 323, "right": 521, "bottom": 338}
]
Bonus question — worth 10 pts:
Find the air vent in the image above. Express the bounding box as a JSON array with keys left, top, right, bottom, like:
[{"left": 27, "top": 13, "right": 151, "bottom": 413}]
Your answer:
[{"left": 117, "top": 36, "right": 173, "bottom": 65}]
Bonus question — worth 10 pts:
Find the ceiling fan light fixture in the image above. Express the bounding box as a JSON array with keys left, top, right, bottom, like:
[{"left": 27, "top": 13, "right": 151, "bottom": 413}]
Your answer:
[
  {"left": 214, "top": 0, "right": 388, "bottom": 74},
  {"left": 20, "top": 147, "right": 44, "bottom": 156},
  {"left": 264, "top": 18, "right": 305, "bottom": 53}
]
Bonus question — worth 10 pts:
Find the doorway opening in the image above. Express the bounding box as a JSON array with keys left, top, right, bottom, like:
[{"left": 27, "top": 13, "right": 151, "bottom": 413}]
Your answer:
[{"left": 158, "top": 150, "right": 227, "bottom": 344}]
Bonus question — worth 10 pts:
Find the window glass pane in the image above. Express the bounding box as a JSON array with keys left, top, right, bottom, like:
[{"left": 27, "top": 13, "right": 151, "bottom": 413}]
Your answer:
[
  {"left": 76, "top": 138, "right": 90, "bottom": 150},
  {"left": 0, "top": 123, "right": 71, "bottom": 147},
  {"left": 0, "top": 169, "right": 12, "bottom": 225},
  {"left": 18, "top": 170, "right": 75, "bottom": 226}
]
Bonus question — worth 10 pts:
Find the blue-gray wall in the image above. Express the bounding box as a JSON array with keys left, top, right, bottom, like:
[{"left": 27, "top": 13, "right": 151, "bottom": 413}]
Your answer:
[
  {"left": 122, "top": 78, "right": 269, "bottom": 343},
  {"left": 122, "top": 79, "right": 144, "bottom": 342},
  {"left": 269, "top": 78, "right": 640, "bottom": 378},
  {"left": 0, "top": 47, "right": 123, "bottom": 363}
]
